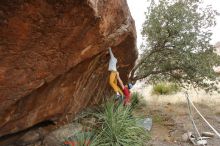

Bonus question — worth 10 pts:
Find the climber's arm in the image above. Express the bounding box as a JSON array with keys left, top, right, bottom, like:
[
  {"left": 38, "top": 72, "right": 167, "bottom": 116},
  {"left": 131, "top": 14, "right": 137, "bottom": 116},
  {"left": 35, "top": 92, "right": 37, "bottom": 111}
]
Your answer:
[{"left": 109, "top": 48, "right": 114, "bottom": 58}]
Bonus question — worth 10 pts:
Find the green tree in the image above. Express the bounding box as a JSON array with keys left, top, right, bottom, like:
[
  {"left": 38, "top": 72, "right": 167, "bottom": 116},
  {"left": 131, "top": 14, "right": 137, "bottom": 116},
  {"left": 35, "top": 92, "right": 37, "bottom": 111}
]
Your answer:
[{"left": 130, "top": 0, "right": 220, "bottom": 92}]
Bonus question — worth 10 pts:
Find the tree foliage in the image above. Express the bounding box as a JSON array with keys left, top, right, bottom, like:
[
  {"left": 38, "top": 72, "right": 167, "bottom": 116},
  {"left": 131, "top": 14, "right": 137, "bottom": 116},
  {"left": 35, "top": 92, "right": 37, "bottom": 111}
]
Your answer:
[{"left": 130, "top": 0, "right": 220, "bottom": 92}]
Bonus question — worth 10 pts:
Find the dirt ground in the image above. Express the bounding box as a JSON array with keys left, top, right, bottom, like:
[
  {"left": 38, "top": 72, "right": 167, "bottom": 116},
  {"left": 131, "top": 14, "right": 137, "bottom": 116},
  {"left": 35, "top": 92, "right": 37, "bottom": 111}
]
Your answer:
[{"left": 132, "top": 84, "right": 220, "bottom": 146}]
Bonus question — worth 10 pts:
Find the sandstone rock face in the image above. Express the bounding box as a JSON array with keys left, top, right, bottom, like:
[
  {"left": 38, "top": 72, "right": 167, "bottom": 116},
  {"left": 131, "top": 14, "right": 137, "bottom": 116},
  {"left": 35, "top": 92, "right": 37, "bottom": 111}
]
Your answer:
[{"left": 0, "top": 0, "right": 137, "bottom": 137}]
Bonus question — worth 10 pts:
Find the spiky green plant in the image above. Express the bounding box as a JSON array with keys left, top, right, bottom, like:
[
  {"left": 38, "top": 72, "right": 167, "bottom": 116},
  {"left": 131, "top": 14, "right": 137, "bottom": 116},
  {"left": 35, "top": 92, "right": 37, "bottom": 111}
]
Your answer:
[
  {"left": 63, "top": 130, "right": 94, "bottom": 146},
  {"left": 90, "top": 101, "right": 148, "bottom": 146},
  {"left": 130, "top": 92, "right": 147, "bottom": 111},
  {"left": 74, "top": 130, "right": 94, "bottom": 146}
]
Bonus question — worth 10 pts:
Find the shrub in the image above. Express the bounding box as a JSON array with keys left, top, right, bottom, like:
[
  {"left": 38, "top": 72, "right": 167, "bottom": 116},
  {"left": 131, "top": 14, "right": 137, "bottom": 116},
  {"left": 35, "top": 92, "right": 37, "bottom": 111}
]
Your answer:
[
  {"left": 64, "top": 130, "right": 94, "bottom": 146},
  {"left": 91, "top": 101, "right": 148, "bottom": 146},
  {"left": 130, "top": 92, "right": 146, "bottom": 110},
  {"left": 152, "top": 115, "right": 163, "bottom": 124},
  {"left": 152, "top": 82, "right": 180, "bottom": 95},
  {"left": 130, "top": 92, "right": 140, "bottom": 109}
]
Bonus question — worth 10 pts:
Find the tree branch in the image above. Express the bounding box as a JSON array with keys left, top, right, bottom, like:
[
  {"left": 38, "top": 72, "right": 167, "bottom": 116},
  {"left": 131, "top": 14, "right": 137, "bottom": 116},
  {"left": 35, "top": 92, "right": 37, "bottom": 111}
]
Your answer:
[
  {"left": 129, "top": 46, "right": 176, "bottom": 80},
  {"left": 132, "top": 67, "right": 182, "bottom": 82}
]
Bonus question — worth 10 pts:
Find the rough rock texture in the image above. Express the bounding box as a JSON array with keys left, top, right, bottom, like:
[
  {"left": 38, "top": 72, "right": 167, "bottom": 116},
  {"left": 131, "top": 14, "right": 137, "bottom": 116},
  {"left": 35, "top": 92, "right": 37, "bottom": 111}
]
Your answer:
[
  {"left": 43, "top": 123, "right": 83, "bottom": 146},
  {"left": 0, "top": 0, "right": 137, "bottom": 137}
]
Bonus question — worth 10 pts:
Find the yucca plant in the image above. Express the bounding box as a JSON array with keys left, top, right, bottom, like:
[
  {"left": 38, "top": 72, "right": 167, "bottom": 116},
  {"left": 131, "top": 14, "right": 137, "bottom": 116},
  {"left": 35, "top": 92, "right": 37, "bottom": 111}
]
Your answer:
[
  {"left": 130, "top": 92, "right": 147, "bottom": 110},
  {"left": 90, "top": 101, "right": 148, "bottom": 146},
  {"left": 130, "top": 92, "right": 140, "bottom": 110},
  {"left": 74, "top": 130, "right": 94, "bottom": 146},
  {"left": 64, "top": 130, "right": 94, "bottom": 146}
]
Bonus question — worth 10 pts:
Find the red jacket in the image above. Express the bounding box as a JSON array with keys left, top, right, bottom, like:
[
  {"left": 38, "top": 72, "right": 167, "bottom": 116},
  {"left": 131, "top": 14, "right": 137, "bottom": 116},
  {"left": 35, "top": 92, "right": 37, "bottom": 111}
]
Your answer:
[{"left": 123, "top": 87, "right": 131, "bottom": 105}]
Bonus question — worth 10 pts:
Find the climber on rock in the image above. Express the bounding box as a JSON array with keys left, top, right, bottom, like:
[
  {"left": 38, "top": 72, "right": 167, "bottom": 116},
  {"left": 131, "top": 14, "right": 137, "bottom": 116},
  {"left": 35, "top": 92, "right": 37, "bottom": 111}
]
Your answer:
[
  {"left": 108, "top": 47, "right": 133, "bottom": 105},
  {"left": 108, "top": 47, "right": 124, "bottom": 102}
]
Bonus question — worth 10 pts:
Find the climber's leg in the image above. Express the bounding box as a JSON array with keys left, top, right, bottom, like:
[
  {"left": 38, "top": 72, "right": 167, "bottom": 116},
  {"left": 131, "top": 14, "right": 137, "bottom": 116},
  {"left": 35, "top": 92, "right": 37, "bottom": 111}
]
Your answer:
[{"left": 109, "top": 71, "right": 123, "bottom": 96}]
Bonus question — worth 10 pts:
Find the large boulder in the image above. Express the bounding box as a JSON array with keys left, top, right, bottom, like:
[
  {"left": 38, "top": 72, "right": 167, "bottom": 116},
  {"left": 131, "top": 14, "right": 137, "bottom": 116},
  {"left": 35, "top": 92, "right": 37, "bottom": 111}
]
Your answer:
[{"left": 0, "top": 0, "right": 137, "bottom": 137}]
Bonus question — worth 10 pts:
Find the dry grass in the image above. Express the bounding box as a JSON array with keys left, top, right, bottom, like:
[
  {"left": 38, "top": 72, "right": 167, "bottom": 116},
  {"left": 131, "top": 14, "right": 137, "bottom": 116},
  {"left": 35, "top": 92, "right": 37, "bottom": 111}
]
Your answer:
[{"left": 132, "top": 83, "right": 220, "bottom": 107}]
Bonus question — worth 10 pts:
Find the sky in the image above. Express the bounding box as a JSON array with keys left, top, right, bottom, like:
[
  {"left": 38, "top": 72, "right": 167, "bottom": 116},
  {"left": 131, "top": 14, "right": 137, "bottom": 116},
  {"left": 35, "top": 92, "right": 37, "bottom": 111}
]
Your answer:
[{"left": 127, "top": 0, "right": 220, "bottom": 47}]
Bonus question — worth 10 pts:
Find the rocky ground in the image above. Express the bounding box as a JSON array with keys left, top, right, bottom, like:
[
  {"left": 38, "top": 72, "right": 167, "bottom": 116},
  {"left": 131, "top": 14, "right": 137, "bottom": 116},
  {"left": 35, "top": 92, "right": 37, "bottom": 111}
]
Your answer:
[
  {"left": 1, "top": 84, "right": 220, "bottom": 146},
  {"left": 133, "top": 84, "right": 220, "bottom": 146}
]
